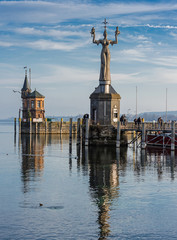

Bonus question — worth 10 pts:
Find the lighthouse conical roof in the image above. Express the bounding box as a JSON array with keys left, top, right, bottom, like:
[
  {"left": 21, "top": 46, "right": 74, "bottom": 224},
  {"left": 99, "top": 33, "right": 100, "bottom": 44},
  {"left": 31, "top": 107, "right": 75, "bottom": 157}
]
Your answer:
[{"left": 21, "top": 75, "right": 31, "bottom": 92}]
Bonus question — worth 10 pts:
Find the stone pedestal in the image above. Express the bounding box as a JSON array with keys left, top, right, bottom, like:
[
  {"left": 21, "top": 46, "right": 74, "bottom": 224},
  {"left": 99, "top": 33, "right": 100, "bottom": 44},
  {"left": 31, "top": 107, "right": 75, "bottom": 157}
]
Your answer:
[{"left": 90, "top": 85, "right": 121, "bottom": 125}]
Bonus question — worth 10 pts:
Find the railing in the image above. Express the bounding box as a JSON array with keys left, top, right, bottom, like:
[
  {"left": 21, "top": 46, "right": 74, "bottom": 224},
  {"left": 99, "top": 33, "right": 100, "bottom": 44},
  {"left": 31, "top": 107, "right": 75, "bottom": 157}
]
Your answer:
[{"left": 120, "top": 122, "right": 175, "bottom": 131}]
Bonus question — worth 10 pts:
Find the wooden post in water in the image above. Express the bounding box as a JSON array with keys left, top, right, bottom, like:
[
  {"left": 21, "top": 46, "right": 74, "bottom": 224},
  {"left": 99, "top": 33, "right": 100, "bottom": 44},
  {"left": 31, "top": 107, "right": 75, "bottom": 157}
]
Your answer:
[
  {"left": 19, "top": 118, "right": 21, "bottom": 134},
  {"left": 141, "top": 122, "right": 146, "bottom": 149},
  {"left": 60, "top": 118, "right": 63, "bottom": 134},
  {"left": 35, "top": 122, "right": 38, "bottom": 134},
  {"left": 69, "top": 118, "right": 72, "bottom": 144},
  {"left": 171, "top": 121, "right": 175, "bottom": 151},
  {"left": 14, "top": 118, "right": 16, "bottom": 134},
  {"left": 29, "top": 118, "right": 32, "bottom": 134},
  {"left": 80, "top": 118, "right": 83, "bottom": 139},
  {"left": 116, "top": 121, "right": 121, "bottom": 148},
  {"left": 77, "top": 118, "right": 81, "bottom": 145},
  {"left": 45, "top": 118, "right": 47, "bottom": 134},
  {"left": 85, "top": 118, "right": 89, "bottom": 146}
]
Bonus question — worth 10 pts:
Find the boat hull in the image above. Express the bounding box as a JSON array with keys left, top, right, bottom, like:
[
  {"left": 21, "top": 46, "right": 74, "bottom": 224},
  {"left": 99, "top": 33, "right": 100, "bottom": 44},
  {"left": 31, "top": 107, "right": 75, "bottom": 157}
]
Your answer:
[{"left": 147, "top": 134, "right": 177, "bottom": 147}]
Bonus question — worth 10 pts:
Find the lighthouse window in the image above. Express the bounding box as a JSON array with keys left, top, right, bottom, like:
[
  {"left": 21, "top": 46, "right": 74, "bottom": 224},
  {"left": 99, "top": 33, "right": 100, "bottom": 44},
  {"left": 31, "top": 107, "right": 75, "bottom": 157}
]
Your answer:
[
  {"left": 113, "top": 109, "right": 118, "bottom": 118},
  {"left": 31, "top": 100, "right": 34, "bottom": 108},
  {"left": 27, "top": 100, "right": 29, "bottom": 109},
  {"left": 37, "top": 101, "right": 41, "bottom": 108}
]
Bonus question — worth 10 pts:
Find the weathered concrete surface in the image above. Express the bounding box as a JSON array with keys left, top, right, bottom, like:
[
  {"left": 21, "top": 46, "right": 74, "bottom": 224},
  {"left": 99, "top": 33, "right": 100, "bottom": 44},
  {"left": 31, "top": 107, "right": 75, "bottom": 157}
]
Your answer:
[
  {"left": 21, "top": 121, "right": 77, "bottom": 134},
  {"left": 90, "top": 92, "right": 121, "bottom": 125},
  {"left": 85, "top": 124, "right": 128, "bottom": 146}
]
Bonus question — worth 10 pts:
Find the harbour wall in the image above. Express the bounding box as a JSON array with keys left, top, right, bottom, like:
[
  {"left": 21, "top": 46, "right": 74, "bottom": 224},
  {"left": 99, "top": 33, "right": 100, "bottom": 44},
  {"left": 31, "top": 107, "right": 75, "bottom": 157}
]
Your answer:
[
  {"left": 15, "top": 118, "right": 175, "bottom": 147},
  {"left": 20, "top": 120, "right": 77, "bottom": 134}
]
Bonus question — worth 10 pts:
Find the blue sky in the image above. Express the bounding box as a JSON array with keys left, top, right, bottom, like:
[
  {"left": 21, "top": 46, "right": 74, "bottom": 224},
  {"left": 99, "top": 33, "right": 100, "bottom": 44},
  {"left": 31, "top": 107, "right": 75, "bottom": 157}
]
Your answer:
[{"left": 1, "top": 0, "right": 177, "bottom": 118}]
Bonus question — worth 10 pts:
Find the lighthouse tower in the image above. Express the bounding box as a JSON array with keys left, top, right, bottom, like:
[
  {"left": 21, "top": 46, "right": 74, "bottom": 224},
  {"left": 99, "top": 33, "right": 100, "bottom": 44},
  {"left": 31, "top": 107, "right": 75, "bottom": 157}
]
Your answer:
[{"left": 21, "top": 68, "right": 45, "bottom": 122}]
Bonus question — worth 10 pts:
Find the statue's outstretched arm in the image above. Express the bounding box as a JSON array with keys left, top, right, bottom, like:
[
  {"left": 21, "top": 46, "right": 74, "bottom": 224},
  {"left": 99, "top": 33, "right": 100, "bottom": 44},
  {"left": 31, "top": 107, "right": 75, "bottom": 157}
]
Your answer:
[
  {"left": 91, "top": 27, "right": 100, "bottom": 45},
  {"left": 110, "top": 26, "right": 120, "bottom": 45}
]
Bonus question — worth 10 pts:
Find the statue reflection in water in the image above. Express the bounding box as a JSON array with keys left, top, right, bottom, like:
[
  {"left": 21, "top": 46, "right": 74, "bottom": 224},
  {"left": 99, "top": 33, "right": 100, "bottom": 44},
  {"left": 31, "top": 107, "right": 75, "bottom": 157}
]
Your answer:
[{"left": 80, "top": 146, "right": 124, "bottom": 239}]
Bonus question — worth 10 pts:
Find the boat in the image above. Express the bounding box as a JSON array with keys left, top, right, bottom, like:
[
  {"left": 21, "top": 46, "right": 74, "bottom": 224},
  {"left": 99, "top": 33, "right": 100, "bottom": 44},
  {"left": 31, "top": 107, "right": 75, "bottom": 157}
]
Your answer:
[{"left": 146, "top": 132, "right": 177, "bottom": 148}]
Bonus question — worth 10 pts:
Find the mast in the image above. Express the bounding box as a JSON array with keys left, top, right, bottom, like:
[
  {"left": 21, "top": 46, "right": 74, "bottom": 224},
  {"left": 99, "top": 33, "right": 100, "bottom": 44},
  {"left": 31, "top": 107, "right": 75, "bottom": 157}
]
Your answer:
[
  {"left": 165, "top": 88, "right": 167, "bottom": 123},
  {"left": 29, "top": 68, "right": 31, "bottom": 89}
]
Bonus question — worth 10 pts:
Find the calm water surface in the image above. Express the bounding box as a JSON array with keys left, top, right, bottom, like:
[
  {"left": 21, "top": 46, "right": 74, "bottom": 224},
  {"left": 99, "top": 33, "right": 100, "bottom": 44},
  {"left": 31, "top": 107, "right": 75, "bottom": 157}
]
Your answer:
[{"left": 1, "top": 122, "right": 177, "bottom": 239}]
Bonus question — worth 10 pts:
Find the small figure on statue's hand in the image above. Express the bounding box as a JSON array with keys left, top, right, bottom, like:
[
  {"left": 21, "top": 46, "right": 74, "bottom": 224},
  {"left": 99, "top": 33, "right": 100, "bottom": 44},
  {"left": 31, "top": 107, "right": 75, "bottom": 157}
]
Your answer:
[{"left": 90, "top": 27, "right": 95, "bottom": 36}]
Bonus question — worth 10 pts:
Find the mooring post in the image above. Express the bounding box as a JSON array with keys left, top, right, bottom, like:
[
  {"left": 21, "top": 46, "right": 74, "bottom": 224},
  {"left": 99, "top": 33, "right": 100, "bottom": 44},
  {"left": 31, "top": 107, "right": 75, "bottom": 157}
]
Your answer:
[
  {"left": 116, "top": 121, "right": 121, "bottom": 148},
  {"left": 69, "top": 118, "right": 72, "bottom": 144},
  {"left": 45, "top": 118, "right": 47, "bottom": 134},
  {"left": 60, "top": 118, "right": 63, "bottom": 134},
  {"left": 35, "top": 122, "right": 38, "bottom": 134},
  {"left": 29, "top": 118, "right": 32, "bottom": 134},
  {"left": 85, "top": 118, "right": 89, "bottom": 146},
  {"left": 171, "top": 151, "right": 175, "bottom": 179},
  {"left": 77, "top": 118, "right": 81, "bottom": 145},
  {"left": 171, "top": 121, "right": 175, "bottom": 151},
  {"left": 80, "top": 118, "right": 83, "bottom": 139},
  {"left": 141, "top": 122, "right": 146, "bottom": 149},
  {"left": 19, "top": 118, "right": 21, "bottom": 134},
  {"left": 14, "top": 118, "right": 16, "bottom": 134}
]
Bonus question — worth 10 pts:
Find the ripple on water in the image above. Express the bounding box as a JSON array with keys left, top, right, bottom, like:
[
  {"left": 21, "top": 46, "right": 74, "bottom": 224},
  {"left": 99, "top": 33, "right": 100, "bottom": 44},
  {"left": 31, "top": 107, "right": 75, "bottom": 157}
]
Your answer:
[{"left": 19, "top": 202, "right": 64, "bottom": 210}]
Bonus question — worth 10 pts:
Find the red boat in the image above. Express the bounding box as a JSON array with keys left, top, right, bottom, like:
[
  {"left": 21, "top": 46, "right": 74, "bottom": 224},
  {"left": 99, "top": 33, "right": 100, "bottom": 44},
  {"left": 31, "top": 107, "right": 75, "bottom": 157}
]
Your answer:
[{"left": 147, "top": 133, "right": 177, "bottom": 148}]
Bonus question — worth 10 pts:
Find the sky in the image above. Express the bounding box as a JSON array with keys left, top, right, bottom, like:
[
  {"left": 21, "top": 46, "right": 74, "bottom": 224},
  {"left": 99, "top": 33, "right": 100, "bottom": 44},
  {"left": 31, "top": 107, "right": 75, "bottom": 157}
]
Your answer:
[{"left": 1, "top": 0, "right": 177, "bottom": 118}]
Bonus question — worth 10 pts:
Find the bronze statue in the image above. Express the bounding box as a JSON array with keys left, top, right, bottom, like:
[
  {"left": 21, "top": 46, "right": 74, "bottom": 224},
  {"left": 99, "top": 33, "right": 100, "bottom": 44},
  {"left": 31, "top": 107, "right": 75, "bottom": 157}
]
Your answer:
[{"left": 91, "top": 20, "right": 120, "bottom": 82}]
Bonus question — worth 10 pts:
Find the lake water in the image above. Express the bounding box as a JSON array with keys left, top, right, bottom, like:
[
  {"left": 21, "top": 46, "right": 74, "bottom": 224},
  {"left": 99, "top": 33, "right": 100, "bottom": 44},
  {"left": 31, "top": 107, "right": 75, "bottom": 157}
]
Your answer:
[{"left": 1, "top": 122, "right": 177, "bottom": 240}]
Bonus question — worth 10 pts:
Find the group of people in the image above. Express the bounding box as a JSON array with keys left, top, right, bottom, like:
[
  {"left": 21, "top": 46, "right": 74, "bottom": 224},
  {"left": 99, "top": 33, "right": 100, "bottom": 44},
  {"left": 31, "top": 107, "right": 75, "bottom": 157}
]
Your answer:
[
  {"left": 120, "top": 114, "right": 127, "bottom": 126},
  {"left": 134, "top": 117, "right": 143, "bottom": 127},
  {"left": 120, "top": 115, "right": 164, "bottom": 128},
  {"left": 120, "top": 115, "right": 143, "bottom": 127}
]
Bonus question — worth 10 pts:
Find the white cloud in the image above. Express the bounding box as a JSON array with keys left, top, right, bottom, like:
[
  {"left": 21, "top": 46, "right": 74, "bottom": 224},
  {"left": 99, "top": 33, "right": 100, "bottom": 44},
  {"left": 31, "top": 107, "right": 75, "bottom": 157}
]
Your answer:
[
  {"left": 151, "top": 67, "right": 177, "bottom": 84},
  {"left": 146, "top": 24, "right": 177, "bottom": 29},
  {"left": 14, "top": 27, "right": 87, "bottom": 39},
  {"left": 34, "top": 64, "right": 97, "bottom": 84},
  {"left": 0, "top": 41, "right": 14, "bottom": 47},
  {"left": 112, "top": 72, "right": 143, "bottom": 84},
  {"left": 0, "top": 38, "right": 90, "bottom": 51},
  {"left": 120, "top": 33, "right": 150, "bottom": 43},
  {"left": 26, "top": 39, "right": 79, "bottom": 51},
  {"left": 1, "top": 1, "right": 177, "bottom": 24}
]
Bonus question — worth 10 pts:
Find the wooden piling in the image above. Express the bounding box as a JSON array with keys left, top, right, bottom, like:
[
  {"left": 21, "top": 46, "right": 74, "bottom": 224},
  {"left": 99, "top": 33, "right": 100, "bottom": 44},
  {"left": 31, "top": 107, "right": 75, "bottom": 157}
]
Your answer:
[
  {"left": 19, "top": 118, "right": 21, "bottom": 134},
  {"left": 45, "top": 118, "right": 47, "bottom": 134},
  {"left": 85, "top": 118, "right": 89, "bottom": 146},
  {"left": 69, "top": 118, "right": 72, "bottom": 144},
  {"left": 29, "top": 118, "right": 32, "bottom": 134},
  {"left": 14, "top": 118, "right": 16, "bottom": 134},
  {"left": 60, "top": 118, "right": 63, "bottom": 134},
  {"left": 77, "top": 118, "right": 81, "bottom": 145},
  {"left": 116, "top": 121, "right": 121, "bottom": 148},
  {"left": 35, "top": 122, "right": 38, "bottom": 134},
  {"left": 171, "top": 121, "right": 175, "bottom": 151},
  {"left": 141, "top": 122, "right": 146, "bottom": 149}
]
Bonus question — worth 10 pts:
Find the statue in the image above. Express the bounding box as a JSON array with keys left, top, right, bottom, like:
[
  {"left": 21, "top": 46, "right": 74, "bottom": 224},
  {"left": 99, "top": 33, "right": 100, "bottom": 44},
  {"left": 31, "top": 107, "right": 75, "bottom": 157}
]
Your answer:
[{"left": 91, "top": 19, "right": 120, "bottom": 82}]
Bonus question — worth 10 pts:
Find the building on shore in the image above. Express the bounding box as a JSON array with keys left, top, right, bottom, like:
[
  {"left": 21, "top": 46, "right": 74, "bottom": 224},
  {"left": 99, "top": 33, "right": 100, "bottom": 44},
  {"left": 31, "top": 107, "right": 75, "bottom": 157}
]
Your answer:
[{"left": 21, "top": 69, "right": 45, "bottom": 122}]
